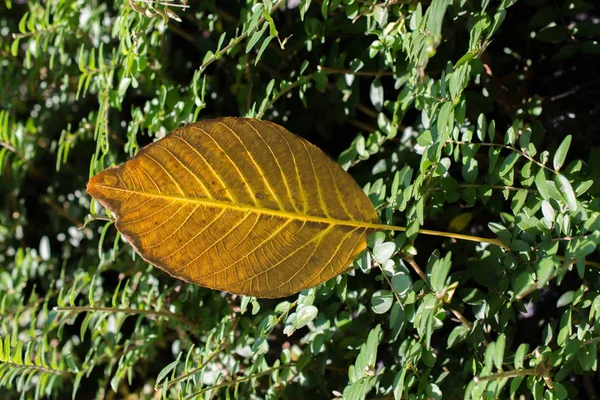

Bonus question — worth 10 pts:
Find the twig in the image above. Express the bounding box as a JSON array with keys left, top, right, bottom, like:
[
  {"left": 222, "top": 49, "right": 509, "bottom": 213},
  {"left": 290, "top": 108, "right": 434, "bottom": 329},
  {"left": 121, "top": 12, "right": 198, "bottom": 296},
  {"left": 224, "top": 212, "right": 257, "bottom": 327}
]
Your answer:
[
  {"left": 183, "top": 363, "right": 295, "bottom": 399},
  {"left": 430, "top": 183, "right": 537, "bottom": 194},
  {"left": 317, "top": 65, "right": 394, "bottom": 77},
  {"left": 54, "top": 305, "right": 198, "bottom": 332},
  {"left": 446, "top": 139, "right": 554, "bottom": 174},
  {"left": 0, "top": 360, "right": 69, "bottom": 377},
  {"left": 516, "top": 258, "right": 577, "bottom": 299},
  {"left": 257, "top": 76, "right": 313, "bottom": 118},
  {"left": 199, "top": 0, "right": 285, "bottom": 72},
  {"left": 474, "top": 368, "right": 540, "bottom": 382}
]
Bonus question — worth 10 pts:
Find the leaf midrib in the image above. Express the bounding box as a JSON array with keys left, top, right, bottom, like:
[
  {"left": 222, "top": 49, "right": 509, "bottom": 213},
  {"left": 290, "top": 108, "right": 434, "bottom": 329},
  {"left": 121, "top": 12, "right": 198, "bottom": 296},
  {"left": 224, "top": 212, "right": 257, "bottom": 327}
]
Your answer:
[{"left": 94, "top": 184, "right": 386, "bottom": 231}]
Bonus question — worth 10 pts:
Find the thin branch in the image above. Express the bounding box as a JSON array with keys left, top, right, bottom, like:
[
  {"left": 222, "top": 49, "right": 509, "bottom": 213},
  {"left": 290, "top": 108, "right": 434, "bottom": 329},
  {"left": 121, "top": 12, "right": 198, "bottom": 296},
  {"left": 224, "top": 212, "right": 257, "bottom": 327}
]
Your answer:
[
  {"left": 317, "top": 65, "right": 394, "bottom": 77},
  {"left": 161, "top": 342, "right": 223, "bottom": 391},
  {"left": 474, "top": 368, "right": 540, "bottom": 382},
  {"left": 42, "top": 196, "right": 87, "bottom": 232},
  {"left": 0, "top": 360, "right": 69, "bottom": 377},
  {"left": 430, "top": 183, "right": 537, "bottom": 194},
  {"left": 350, "top": 119, "right": 377, "bottom": 133},
  {"left": 516, "top": 258, "right": 577, "bottom": 300},
  {"left": 449, "top": 308, "right": 472, "bottom": 330},
  {"left": 446, "top": 139, "right": 554, "bottom": 174},
  {"left": 199, "top": 0, "right": 285, "bottom": 72},
  {"left": 54, "top": 305, "right": 198, "bottom": 332},
  {"left": 132, "top": 0, "right": 190, "bottom": 9},
  {"left": 12, "top": 24, "right": 66, "bottom": 39},
  {"left": 183, "top": 363, "right": 295, "bottom": 399},
  {"left": 257, "top": 77, "right": 312, "bottom": 119},
  {"left": 404, "top": 257, "right": 428, "bottom": 286},
  {"left": 387, "top": 224, "right": 509, "bottom": 250},
  {"left": 375, "top": 261, "right": 404, "bottom": 310}
]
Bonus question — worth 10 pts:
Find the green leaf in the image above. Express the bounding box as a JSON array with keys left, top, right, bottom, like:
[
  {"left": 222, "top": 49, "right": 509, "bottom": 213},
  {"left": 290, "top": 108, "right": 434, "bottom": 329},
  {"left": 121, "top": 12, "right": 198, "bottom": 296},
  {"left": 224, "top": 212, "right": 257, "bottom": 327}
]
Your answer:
[
  {"left": 371, "top": 290, "right": 393, "bottom": 314},
  {"left": 554, "top": 174, "right": 578, "bottom": 211},
  {"left": 156, "top": 358, "right": 180, "bottom": 385},
  {"left": 494, "top": 333, "right": 506, "bottom": 370},
  {"left": 255, "top": 35, "right": 274, "bottom": 65},
  {"left": 300, "top": 0, "right": 312, "bottom": 21},
  {"left": 499, "top": 153, "right": 519, "bottom": 176},
  {"left": 535, "top": 168, "right": 550, "bottom": 201},
  {"left": 553, "top": 135, "right": 572, "bottom": 171},
  {"left": 437, "top": 102, "right": 455, "bottom": 139},
  {"left": 514, "top": 343, "right": 529, "bottom": 369},
  {"left": 578, "top": 343, "right": 597, "bottom": 371},
  {"left": 373, "top": 242, "right": 396, "bottom": 264},
  {"left": 370, "top": 78, "right": 384, "bottom": 111},
  {"left": 476, "top": 114, "right": 486, "bottom": 141},
  {"left": 536, "top": 25, "right": 568, "bottom": 43},
  {"left": 430, "top": 252, "right": 451, "bottom": 293},
  {"left": 246, "top": 22, "right": 268, "bottom": 53},
  {"left": 295, "top": 305, "right": 318, "bottom": 329}
]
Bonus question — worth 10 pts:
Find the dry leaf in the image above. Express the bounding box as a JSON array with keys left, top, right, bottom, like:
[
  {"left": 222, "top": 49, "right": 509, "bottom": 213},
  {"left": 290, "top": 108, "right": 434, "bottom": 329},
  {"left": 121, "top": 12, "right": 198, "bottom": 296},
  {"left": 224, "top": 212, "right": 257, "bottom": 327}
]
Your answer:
[{"left": 87, "top": 117, "right": 380, "bottom": 298}]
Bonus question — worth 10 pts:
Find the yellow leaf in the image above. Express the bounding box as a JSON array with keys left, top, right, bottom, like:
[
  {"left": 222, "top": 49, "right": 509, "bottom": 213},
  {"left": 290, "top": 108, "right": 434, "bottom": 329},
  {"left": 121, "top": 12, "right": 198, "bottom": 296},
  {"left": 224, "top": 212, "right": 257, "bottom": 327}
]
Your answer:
[
  {"left": 448, "top": 212, "right": 473, "bottom": 233},
  {"left": 87, "top": 117, "right": 381, "bottom": 298}
]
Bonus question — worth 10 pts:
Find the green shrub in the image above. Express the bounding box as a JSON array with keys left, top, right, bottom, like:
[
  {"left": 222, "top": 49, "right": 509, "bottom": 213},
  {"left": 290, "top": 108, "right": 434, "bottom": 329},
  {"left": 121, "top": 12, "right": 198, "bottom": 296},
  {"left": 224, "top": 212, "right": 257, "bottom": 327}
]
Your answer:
[{"left": 1, "top": 0, "right": 600, "bottom": 398}]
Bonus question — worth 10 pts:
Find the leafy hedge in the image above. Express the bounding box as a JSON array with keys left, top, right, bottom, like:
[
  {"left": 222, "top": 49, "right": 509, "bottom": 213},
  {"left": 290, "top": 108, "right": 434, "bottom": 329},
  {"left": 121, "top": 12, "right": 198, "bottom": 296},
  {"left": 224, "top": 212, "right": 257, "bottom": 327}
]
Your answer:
[{"left": 1, "top": 0, "right": 600, "bottom": 399}]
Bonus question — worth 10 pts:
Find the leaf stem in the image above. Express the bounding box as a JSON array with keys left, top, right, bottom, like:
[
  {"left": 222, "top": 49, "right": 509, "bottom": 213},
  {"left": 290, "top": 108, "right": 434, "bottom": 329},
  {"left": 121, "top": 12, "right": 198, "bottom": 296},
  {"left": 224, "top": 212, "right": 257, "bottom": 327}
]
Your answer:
[{"left": 388, "top": 225, "right": 509, "bottom": 250}]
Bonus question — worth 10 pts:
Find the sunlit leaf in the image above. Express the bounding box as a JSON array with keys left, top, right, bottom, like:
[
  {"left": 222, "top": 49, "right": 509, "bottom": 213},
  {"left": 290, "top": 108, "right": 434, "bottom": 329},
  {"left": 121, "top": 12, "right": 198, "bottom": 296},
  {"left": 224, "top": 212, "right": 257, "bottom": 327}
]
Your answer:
[{"left": 87, "top": 117, "right": 380, "bottom": 298}]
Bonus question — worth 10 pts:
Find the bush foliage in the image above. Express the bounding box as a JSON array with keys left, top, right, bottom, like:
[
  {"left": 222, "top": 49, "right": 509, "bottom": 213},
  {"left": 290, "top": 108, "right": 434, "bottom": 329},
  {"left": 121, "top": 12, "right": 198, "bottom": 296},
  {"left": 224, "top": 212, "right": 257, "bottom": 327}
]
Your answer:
[{"left": 1, "top": 0, "right": 600, "bottom": 398}]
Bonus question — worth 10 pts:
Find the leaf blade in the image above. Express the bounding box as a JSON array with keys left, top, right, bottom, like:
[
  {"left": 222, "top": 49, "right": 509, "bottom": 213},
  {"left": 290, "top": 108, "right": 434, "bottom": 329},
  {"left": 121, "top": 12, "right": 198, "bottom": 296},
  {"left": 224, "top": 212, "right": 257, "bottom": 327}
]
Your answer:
[{"left": 87, "top": 117, "right": 380, "bottom": 298}]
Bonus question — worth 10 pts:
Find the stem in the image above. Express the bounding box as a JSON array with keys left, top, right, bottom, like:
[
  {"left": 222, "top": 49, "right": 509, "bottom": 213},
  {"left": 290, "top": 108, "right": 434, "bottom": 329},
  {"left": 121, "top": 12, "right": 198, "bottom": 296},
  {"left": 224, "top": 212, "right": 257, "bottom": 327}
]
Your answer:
[
  {"left": 12, "top": 24, "right": 66, "bottom": 39},
  {"left": 430, "top": 183, "right": 537, "bottom": 194},
  {"left": 43, "top": 196, "right": 86, "bottom": 230},
  {"left": 183, "top": 364, "right": 295, "bottom": 399},
  {"left": 447, "top": 140, "right": 554, "bottom": 174},
  {"left": 387, "top": 224, "right": 509, "bottom": 250},
  {"left": 160, "top": 342, "right": 223, "bottom": 391},
  {"left": 0, "top": 360, "right": 68, "bottom": 377},
  {"left": 474, "top": 368, "right": 540, "bottom": 382},
  {"left": 132, "top": 0, "right": 190, "bottom": 8},
  {"left": 317, "top": 65, "right": 394, "bottom": 77},
  {"left": 54, "top": 305, "right": 197, "bottom": 331},
  {"left": 350, "top": 119, "right": 377, "bottom": 133},
  {"left": 449, "top": 308, "right": 472, "bottom": 330},
  {"left": 199, "top": 0, "right": 285, "bottom": 72},
  {"left": 516, "top": 258, "right": 577, "bottom": 300},
  {"left": 257, "top": 77, "right": 312, "bottom": 119},
  {"left": 404, "top": 257, "right": 429, "bottom": 286},
  {"left": 375, "top": 261, "right": 404, "bottom": 310}
]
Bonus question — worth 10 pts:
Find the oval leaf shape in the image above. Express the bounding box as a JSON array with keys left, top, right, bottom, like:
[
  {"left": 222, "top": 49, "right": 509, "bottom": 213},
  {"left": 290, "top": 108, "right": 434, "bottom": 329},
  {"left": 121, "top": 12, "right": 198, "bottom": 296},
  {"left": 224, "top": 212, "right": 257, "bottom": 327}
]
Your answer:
[{"left": 87, "top": 117, "right": 380, "bottom": 298}]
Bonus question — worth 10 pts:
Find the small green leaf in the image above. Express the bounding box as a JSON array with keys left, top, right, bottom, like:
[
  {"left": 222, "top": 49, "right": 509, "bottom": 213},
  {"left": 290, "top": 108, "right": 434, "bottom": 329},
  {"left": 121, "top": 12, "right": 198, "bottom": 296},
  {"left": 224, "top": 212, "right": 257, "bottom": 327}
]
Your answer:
[
  {"left": 499, "top": 153, "right": 519, "bottom": 176},
  {"left": 535, "top": 168, "right": 550, "bottom": 201},
  {"left": 370, "top": 78, "right": 384, "bottom": 111},
  {"left": 373, "top": 242, "right": 396, "bottom": 264},
  {"left": 553, "top": 135, "right": 572, "bottom": 171},
  {"left": 156, "top": 358, "right": 180, "bottom": 385},
  {"left": 371, "top": 290, "right": 393, "bottom": 314},
  {"left": 295, "top": 305, "right": 318, "bottom": 329},
  {"left": 246, "top": 22, "right": 268, "bottom": 53},
  {"left": 555, "top": 174, "right": 578, "bottom": 211},
  {"left": 514, "top": 343, "right": 529, "bottom": 369}
]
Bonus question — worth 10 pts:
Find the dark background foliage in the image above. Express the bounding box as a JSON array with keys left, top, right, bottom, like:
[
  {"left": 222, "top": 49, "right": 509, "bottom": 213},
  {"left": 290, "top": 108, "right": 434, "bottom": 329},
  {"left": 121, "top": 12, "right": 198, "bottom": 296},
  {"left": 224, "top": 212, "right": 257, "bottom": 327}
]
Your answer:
[{"left": 1, "top": 0, "right": 600, "bottom": 399}]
